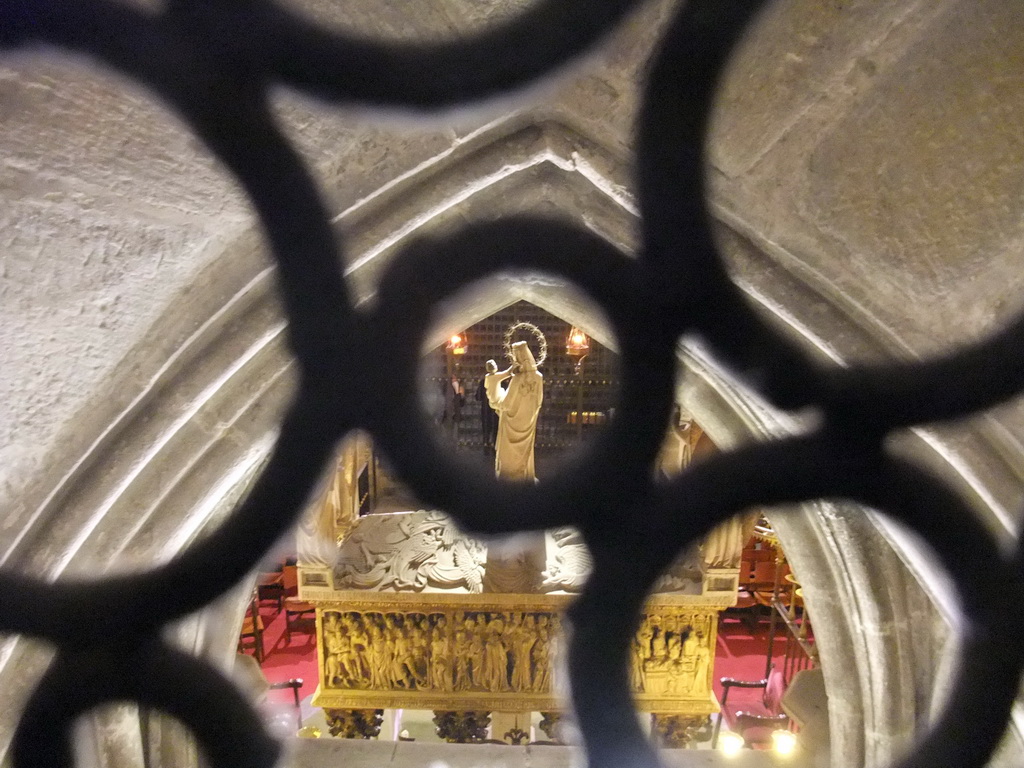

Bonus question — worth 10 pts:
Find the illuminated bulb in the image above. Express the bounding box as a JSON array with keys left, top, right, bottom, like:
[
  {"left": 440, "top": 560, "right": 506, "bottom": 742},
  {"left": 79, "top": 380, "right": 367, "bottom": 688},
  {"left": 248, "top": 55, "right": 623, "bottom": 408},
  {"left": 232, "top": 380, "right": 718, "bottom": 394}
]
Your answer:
[
  {"left": 450, "top": 335, "right": 462, "bottom": 346},
  {"left": 771, "top": 729, "right": 797, "bottom": 756},
  {"left": 572, "top": 333, "right": 586, "bottom": 345},
  {"left": 719, "top": 731, "right": 745, "bottom": 756}
]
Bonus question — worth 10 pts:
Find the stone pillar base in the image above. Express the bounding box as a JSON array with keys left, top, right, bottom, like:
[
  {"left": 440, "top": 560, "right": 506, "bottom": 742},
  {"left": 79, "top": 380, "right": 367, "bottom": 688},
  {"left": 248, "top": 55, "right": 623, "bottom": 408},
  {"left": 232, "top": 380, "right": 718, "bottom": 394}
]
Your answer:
[
  {"left": 324, "top": 709, "right": 383, "bottom": 739},
  {"left": 652, "top": 714, "right": 710, "bottom": 748},
  {"left": 432, "top": 711, "right": 491, "bottom": 743}
]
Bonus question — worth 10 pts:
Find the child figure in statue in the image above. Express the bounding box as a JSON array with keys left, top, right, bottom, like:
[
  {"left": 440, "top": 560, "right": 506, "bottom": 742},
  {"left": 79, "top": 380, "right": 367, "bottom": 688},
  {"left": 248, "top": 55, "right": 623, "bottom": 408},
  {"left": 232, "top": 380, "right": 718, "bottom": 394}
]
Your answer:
[{"left": 484, "top": 341, "right": 544, "bottom": 481}]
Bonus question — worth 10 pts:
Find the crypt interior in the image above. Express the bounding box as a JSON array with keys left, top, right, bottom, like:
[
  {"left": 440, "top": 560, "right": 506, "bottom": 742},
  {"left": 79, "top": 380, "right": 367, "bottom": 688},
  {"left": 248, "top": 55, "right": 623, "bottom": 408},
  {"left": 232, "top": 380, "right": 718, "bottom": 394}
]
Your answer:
[{"left": 2, "top": 1, "right": 1024, "bottom": 767}]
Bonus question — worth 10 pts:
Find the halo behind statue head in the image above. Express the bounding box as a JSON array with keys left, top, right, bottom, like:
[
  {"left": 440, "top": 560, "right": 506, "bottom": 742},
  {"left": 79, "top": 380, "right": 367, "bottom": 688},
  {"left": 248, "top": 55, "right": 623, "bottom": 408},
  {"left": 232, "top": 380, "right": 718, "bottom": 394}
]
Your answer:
[{"left": 503, "top": 322, "right": 547, "bottom": 367}]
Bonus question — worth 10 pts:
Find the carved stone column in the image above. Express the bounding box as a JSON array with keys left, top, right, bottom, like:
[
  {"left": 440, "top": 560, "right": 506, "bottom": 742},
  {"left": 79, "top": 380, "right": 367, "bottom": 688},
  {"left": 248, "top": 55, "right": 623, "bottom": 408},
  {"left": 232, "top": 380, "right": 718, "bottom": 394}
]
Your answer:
[
  {"left": 431, "top": 711, "right": 491, "bottom": 743},
  {"left": 324, "top": 709, "right": 383, "bottom": 739},
  {"left": 652, "top": 714, "right": 709, "bottom": 748}
]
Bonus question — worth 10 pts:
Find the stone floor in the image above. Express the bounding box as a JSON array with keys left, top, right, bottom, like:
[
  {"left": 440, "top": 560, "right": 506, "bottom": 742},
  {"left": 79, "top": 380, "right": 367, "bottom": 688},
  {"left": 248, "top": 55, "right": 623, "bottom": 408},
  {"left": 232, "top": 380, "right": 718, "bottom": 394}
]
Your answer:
[{"left": 284, "top": 738, "right": 798, "bottom": 768}]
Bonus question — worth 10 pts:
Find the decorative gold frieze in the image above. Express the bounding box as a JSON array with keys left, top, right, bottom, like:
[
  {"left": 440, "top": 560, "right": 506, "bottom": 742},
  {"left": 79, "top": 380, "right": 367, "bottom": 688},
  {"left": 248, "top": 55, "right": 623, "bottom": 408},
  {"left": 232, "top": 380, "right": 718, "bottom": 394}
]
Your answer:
[
  {"left": 312, "top": 601, "right": 719, "bottom": 715},
  {"left": 632, "top": 613, "right": 715, "bottom": 698},
  {"left": 321, "top": 609, "right": 561, "bottom": 695}
]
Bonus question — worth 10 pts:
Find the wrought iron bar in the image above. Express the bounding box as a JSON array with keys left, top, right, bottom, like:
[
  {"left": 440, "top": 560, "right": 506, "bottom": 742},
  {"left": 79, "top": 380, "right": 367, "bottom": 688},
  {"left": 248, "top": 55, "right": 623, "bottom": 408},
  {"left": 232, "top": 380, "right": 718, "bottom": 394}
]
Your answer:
[{"left": 1, "top": 2, "right": 1023, "bottom": 768}]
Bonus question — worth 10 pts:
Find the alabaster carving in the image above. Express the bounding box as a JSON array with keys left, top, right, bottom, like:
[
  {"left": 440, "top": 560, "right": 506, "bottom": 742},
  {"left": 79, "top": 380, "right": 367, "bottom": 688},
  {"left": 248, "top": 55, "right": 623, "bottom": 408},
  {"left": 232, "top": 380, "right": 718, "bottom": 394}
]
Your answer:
[
  {"left": 335, "top": 510, "right": 485, "bottom": 592},
  {"left": 657, "top": 408, "right": 755, "bottom": 570},
  {"left": 650, "top": 546, "right": 705, "bottom": 593},
  {"left": 631, "top": 612, "right": 715, "bottom": 697},
  {"left": 701, "top": 510, "right": 760, "bottom": 568},
  {"left": 540, "top": 527, "right": 592, "bottom": 592},
  {"left": 484, "top": 340, "right": 544, "bottom": 481},
  {"left": 321, "top": 609, "right": 559, "bottom": 695},
  {"left": 298, "top": 438, "right": 365, "bottom": 567},
  {"left": 483, "top": 534, "right": 545, "bottom": 593},
  {"left": 539, "top": 528, "right": 704, "bottom": 594},
  {"left": 297, "top": 456, "right": 345, "bottom": 568}
]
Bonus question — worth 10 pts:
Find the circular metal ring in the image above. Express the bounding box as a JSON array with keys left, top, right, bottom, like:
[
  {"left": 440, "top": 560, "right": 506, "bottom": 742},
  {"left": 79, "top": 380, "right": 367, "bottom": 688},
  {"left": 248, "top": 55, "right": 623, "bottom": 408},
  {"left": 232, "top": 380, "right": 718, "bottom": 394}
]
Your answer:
[
  {"left": 0, "top": 33, "right": 353, "bottom": 641},
  {"left": 618, "top": 434, "right": 1018, "bottom": 768},
  {"left": 13, "top": 642, "right": 280, "bottom": 768},
  {"left": 503, "top": 322, "right": 548, "bottom": 367},
  {"left": 637, "top": 0, "right": 1024, "bottom": 423},
  {"left": 368, "top": 216, "right": 677, "bottom": 535}
]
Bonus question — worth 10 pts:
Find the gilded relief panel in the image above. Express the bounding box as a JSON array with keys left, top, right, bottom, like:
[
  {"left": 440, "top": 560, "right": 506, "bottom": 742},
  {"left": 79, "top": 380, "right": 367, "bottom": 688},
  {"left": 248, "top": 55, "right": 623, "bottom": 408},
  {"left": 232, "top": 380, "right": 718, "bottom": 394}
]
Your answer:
[
  {"left": 321, "top": 609, "right": 560, "bottom": 695},
  {"left": 313, "top": 603, "right": 718, "bottom": 714}
]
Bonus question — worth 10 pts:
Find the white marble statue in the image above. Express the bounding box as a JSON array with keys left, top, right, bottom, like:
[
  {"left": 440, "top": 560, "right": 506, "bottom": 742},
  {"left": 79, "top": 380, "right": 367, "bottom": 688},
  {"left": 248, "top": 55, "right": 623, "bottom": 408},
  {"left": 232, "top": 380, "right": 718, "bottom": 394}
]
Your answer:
[
  {"left": 335, "top": 510, "right": 485, "bottom": 592},
  {"left": 484, "top": 341, "right": 544, "bottom": 481}
]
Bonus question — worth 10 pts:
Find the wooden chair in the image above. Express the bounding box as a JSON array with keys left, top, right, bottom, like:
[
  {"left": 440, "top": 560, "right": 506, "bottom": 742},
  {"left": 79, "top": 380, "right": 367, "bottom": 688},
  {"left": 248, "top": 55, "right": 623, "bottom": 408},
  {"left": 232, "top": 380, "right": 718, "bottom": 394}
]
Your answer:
[
  {"left": 711, "top": 664, "right": 789, "bottom": 749},
  {"left": 257, "top": 571, "right": 285, "bottom": 612},
  {"left": 283, "top": 596, "right": 317, "bottom": 643},
  {"left": 237, "top": 594, "right": 266, "bottom": 663},
  {"left": 281, "top": 564, "right": 299, "bottom": 596},
  {"left": 268, "top": 678, "right": 304, "bottom": 732},
  {"left": 725, "top": 546, "right": 784, "bottom": 630},
  {"left": 278, "top": 565, "right": 316, "bottom": 642}
]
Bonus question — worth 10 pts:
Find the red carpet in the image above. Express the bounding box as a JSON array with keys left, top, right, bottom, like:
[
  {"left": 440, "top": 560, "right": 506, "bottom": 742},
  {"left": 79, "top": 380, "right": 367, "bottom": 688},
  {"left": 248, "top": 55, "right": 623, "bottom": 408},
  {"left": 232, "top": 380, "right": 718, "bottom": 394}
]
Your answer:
[
  {"left": 713, "top": 615, "right": 789, "bottom": 709},
  {"left": 254, "top": 601, "right": 320, "bottom": 710}
]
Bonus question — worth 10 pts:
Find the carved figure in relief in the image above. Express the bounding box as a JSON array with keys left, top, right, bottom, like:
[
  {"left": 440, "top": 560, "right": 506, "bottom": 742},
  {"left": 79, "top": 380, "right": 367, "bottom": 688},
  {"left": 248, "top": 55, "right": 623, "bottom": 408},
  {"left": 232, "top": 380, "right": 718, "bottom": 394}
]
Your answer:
[
  {"left": 346, "top": 614, "right": 369, "bottom": 682},
  {"left": 541, "top": 528, "right": 593, "bottom": 592},
  {"left": 483, "top": 615, "right": 511, "bottom": 692},
  {"left": 531, "top": 626, "right": 551, "bottom": 692},
  {"left": 323, "top": 613, "right": 345, "bottom": 685},
  {"left": 665, "top": 617, "right": 683, "bottom": 661},
  {"left": 464, "top": 617, "right": 485, "bottom": 689},
  {"left": 365, "top": 620, "right": 389, "bottom": 689},
  {"left": 452, "top": 626, "right": 472, "bottom": 691},
  {"left": 636, "top": 617, "right": 654, "bottom": 661},
  {"left": 630, "top": 634, "right": 646, "bottom": 692},
  {"left": 509, "top": 613, "right": 535, "bottom": 691},
  {"left": 428, "top": 615, "right": 452, "bottom": 691},
  {"left": 337, "top": 615, "right": 362, "bottom": 682},
  {"left": 649, "top": 618, "right": 668, "bottom": 664},
  {"left": 691, "top": 631, "right": 710, "bottom": 693},
  {"left": 336, "top": 511, "right": 485, "bottom": 592},
  {"left": 547, "top": 615, "right": 564, "bottom": 691},
  {"left": 383, "top": 615, "right": 405, "bottom": 687},
  {"left": 410, "top": 615, "right": 430, "bottom": 685},
  {"left": 681, "top": 624, "right": 697, "bottom": 660},
  {"left": 390, "top": 618, "right": 422, "bottom": 689},
  {"left": 665, "top": 659, "right": 687, "bottom": 694},
  {"left": 484, "top": 340, "right": 544, "bottom": 481}
]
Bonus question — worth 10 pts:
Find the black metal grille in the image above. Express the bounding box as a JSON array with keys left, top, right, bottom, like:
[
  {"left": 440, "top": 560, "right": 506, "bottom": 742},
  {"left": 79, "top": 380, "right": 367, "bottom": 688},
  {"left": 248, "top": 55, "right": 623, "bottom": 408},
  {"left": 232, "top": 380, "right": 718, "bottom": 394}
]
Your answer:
[{"left": 2, "top": 2, "right": 1023, "bottom": 767}]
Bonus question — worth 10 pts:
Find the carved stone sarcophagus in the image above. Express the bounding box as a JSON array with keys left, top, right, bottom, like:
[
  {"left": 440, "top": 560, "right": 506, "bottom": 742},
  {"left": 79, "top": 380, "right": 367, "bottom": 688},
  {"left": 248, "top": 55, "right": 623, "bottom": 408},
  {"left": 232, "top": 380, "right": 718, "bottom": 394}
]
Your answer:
[{"left": 305, "top": 510, "right": 735, "bottom": 718}]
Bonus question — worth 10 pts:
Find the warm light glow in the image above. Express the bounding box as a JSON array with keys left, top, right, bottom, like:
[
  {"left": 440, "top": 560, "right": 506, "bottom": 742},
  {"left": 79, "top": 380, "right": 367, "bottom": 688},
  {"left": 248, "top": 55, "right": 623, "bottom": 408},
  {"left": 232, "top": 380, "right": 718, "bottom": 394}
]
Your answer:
[
  {"left": 719, "top": 731, "right": 745, "bottom": 756},
  {"left": 566, "top": 325, "right": 590, "bottom": 356},
  {"left": 772, "top": 729, "right": 798, "bottom": 756},
  {"left": 446, "top": 332, "right": 467, "bottom": 354}
]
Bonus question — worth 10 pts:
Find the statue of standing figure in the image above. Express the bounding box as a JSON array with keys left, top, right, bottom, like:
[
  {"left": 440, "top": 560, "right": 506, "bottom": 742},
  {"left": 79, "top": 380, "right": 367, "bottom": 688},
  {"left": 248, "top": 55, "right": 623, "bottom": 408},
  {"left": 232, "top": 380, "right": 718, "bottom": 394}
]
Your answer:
[{"left": 484, "top": 340, "right": 544, "bottom": 481}]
